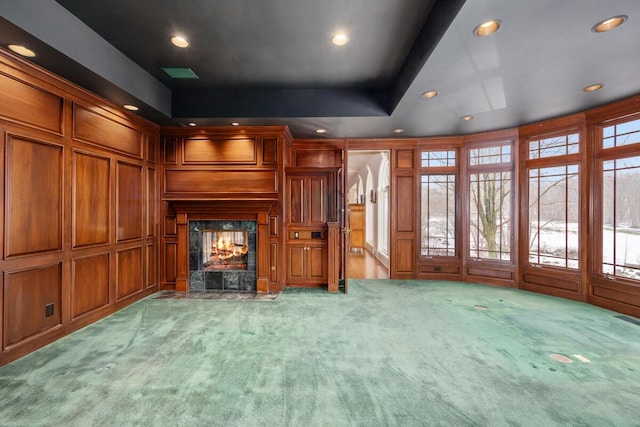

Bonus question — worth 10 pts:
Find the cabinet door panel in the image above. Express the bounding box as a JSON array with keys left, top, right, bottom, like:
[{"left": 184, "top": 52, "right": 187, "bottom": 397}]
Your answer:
[
  {"left": 308, "top": 246, "right": 328, "bottom": 282},
  {"left": 287, "top": 246, "right": 306, "bottom": 281},
  {"left": 308, "top": 176, "right": 326, "bottom": 224},
  {"left": 288, "top": 177, "right": 305, "bottom": 225}
]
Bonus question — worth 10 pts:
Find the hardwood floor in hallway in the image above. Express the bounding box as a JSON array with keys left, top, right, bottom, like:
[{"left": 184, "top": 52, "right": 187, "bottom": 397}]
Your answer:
[{"left": 348, "top": 249, "right": 388, "bottom": 279}]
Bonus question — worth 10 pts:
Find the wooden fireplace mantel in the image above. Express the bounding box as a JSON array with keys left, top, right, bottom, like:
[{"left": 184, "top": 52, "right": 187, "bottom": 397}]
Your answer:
[{"left": 170, "top": 200, "right": 277, "bottom": 293}]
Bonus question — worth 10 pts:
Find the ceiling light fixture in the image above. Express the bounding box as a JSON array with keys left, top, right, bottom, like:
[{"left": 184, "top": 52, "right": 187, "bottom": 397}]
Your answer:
[
  {"left": 188, "top": 122, "right": 197, "bottom": 127},
  {"left": 592, "top": 15, "right": 628, "bottom": 33},
  {"left": 8, "top": 44, "right": 36, "bottom": 57},
  {"left": 123, "top": 104, "right": 139, "bottom": 111},
  {"left": 315, "top": 128, "right": 327, "bottom": 134},
  {"left": 171, "top": 36, "right": 189, "bottom": 48},
  {"left": 231, "top": 122, "right": 240, "bottom": 126},
  {"left": 331, "top": 33, "right": 349, "bottom": 46},
  {"left": 584, "top": 83, "right": 604, "bottom": 92},
  {"left": 422, "top": 90, "right": 439, "bottom": 99},
  {"left": 461, "top": 115, "right": 474, "bottom": 121},
  {"left": 474, "top": 20, "right": 501, "bottom": 37}
]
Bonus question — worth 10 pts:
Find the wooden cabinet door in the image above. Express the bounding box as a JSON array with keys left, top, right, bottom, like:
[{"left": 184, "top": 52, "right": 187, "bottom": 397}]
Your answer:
[
  {"left": 307, "top": 245, "right": 328, "bottom": 283},
  {"left": 287, "top": 173, "right": 328, "bottom": 227},
  {"left": 287, "top": 246, "right": 306, "bottom": 281}
]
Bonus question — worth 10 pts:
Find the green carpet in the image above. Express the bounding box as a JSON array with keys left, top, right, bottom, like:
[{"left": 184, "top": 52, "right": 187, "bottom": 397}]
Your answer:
[{"left": 1, "top": 280, "right": 640, "bottom": 426}]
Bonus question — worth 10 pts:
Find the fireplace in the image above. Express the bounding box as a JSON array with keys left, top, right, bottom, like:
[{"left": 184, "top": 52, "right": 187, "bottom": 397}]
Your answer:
[
  {"left": 189, "top": 220, "right": 256, "bottom": 291},
  {"left": 171, "top": 201, "right": 276, "bottom": 293}
]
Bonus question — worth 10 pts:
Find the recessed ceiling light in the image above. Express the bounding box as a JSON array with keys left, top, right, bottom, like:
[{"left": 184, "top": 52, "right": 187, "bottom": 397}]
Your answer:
[
  {"left": 393, "top": 128, "right": 405, "bottom": 134},
  {"left": 188, "top": 122, "right": 197, "bottom": 127},
  {"left": 123, "top": 104, "right": 139, "bottom": 111},
  {"left": 584, "top": 83, "right": 604, "bottom": 92},
  {"left": 171, "top": 36, "right": 189, "bottom": 48},
  {"left": 231, "top": 122, "right": 240, "bottom": 126},
  {"left": 461, "top": 115, "right": 474, "bottom": 121},
  {"left": 316, "top": 128, "right": 327, "bottom": 134},
  {"left": 422, "top": 90, "right": 439, "bottom": 99},
  {"left": 474, "top": 20, "right": 501, "bottom": 37},
  {"left": 8, "top": 44, "right": 36, "bottom": 57},
  {"left": 592, "top": 15, "right": 628, "bottom": 33},
  {"left": 332, "top": 33, "right": 349, "bottom": 46}
]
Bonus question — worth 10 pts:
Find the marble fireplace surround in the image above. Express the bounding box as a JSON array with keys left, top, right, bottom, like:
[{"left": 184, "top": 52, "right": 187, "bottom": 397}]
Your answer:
[{"left": 171, "top": 201, "right": 276, "bottom": 293}]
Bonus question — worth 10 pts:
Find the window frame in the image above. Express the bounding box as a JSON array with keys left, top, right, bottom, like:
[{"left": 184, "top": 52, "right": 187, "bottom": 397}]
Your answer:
[
  {"left": 522, "top": 129, "right": 582, "bottom": 272},
  {"left": 466, "top": 140, "right": 515, "bottom": 263},
  {"left": 593, "top": 114, "right": 640, "bottom": 283},
  {"left": 419, "top": 148, "right": 459, "bottom": 259}
]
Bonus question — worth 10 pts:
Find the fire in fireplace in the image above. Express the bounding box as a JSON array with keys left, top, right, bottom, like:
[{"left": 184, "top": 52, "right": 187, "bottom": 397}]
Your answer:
[
  {"left": 189, "top": 220, "right": 257, "bottom": 291},
  {"left": 202, "top": 230, "right": 248, "bottom": 270}
]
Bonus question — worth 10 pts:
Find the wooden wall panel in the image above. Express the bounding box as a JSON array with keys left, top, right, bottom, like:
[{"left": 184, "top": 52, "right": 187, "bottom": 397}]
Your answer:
[
  {"left": 163, "top": 138, "right": 177, "bottom": 164},
  {"left": 74, "top": 105, "right": 143, "bottom": 158},
  {"left": 164, "top": 243, "right": 177, "bottom": 283},
  {"left": 6, "top": 136, "right": 62, "bottom": 257},
  {"left": 523, "top": 271, "right": 580, "bottom": 292},
  {"left": 295, "top": 149, "right": 341, "bottom": 167},
  {"left": 395, "top": 239, "right": 414, "bottom": 273},
  {"left": 397, "top": 150, "right": 414, "bottom": 169},
  {"left": 73, "top": 151, "right": 110, "bottom": 247},
  {"left": 396, "top": 176, "right": 414, "bottom": 232},
  {"left": 263, "top": 138, "right": 278, "bottom": 164},
  {"left": 147, "top": 168, "right": 156, "bottom": 238},
  {"left": 72, "top": 254, "right": 109, "bottom": 318},
  {"left": 0, "top": 73, "right": 62, "bottom": 133},
  {"left": 146, "top": 243, "right": 156, "bottom": 288},
  {"left": 183, "top": 138, "right": 256, "bottom": 164},
  {"left": 4, "top": 263, "right": 62, "bottom": 348},
  {"left": 146, "top": 134, "right": 157, "bottom": 163},
  {"left": 116, "top": 247, "right": 143, "bottom": 300},
  {"left": 164, "top": 170, "right": 277, "bottom": 194},
  {"left": 117, "top": 162, "right": 143, "bottom": 241},
  {"left": 269, "top": 242, "right": 278, "bottom": 283},
  {"left": 164, "top": 216, "right": 177, "bottom": 236},
  {"left": 269, "top": 216, "right": 278, "bottom": 237}
]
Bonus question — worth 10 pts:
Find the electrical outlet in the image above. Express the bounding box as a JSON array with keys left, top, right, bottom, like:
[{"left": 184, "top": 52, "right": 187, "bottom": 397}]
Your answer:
[{"left": 45, "top": 303, "right": 54, "bottom": 317}]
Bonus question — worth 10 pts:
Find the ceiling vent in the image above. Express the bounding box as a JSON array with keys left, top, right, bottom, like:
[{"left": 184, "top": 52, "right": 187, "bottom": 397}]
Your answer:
[{"left": 161, "top": 67, "right": 199, "bottom": 79}]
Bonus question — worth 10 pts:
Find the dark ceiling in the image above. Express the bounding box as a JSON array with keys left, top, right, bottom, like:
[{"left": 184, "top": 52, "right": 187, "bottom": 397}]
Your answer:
[{"left": 1, "top": 0, "right": 640, "bottom": 139}]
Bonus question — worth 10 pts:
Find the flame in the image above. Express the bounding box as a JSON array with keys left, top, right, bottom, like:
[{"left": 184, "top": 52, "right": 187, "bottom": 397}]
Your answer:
[{"left": 210, "top": 234, "right": 246, "bottom": 260}]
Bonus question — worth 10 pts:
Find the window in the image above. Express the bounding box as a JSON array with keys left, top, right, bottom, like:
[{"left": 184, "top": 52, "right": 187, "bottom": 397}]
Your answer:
[
  {"left": 528, "top": 165, "right": 580, "bottom": 268},
  {"left": 421, "top": 150, "right": 457, "bottom": 257},
  {"left": 421, "top": 150, "right": 456, "bottom": 167},
  {"left": 421, "top": 175, "right": 456, "bottom": 256},
  {"left": 596, "top": 116, "right": 640, "bottom": 281},
  {"left": 469, "top": 144, "right": 511, "bottom": 166},
  {"left": 525, "top": 132, "right": 581, "bottom": 270},
  {"left": 603, "top": 118, "right": 640, "bottom": 149},
  {"left": 601, "top": 156, "right": 640, "bottom": 279},
  {"left": 529, "top": 134, "right": 579, "bottom": 158},
  {"left": 468, "top": 143, "right": 513, "bottom": 260}
]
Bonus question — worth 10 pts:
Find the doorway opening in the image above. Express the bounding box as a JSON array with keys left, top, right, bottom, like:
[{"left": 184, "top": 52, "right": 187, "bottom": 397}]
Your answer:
[{"left": 347, "top": 150, "right": 390, "bottom": 279}]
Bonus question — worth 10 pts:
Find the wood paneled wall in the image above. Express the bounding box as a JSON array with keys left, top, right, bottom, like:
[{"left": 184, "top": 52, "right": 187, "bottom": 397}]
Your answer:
[
  {"left": 0, "top": 50, "right": 159, "bottom": 366},
  {"left": 160, "top": 127, "right": 292, "bottom": 293}
]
